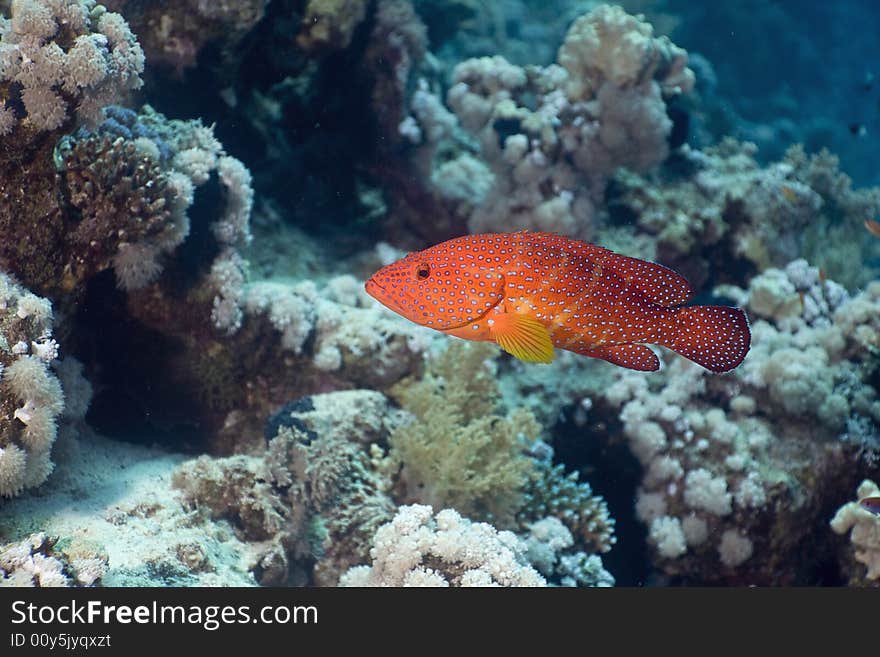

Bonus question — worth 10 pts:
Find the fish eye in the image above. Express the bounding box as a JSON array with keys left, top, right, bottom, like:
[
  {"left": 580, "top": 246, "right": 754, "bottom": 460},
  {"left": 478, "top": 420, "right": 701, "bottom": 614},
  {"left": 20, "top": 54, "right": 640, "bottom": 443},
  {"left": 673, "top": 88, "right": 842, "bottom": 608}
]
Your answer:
[{"left": 416, "top": 263, "right": 431, "bottom": 280}]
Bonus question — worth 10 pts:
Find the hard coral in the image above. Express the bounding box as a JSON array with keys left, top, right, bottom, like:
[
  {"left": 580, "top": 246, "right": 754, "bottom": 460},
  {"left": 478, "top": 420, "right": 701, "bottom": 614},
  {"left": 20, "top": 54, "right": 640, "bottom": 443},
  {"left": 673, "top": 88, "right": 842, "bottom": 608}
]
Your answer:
[
  {"left": 608, "top": 139, "right": 880, "bottom": 290},
  {"left": 0, "top": 532, "right": 108, "bottom": 586},
  {"left": 558, "top": 4, "right": 694, "bottom": 101},
  {"left": 595, "top": 264, "right": 880, "bottom": 583},
  {"left": 0, "top": 272, "right": 64, "bottom": 498},
  {"left": 174, "top": 390, "right": 404, "bottom": 586},
  {"left": 400, "top": 4, "right": 694, "bottom": 241},
  {"left": 0, "top": 0, "right": 143, "bottom": 140},
  {"left": 385, "top": 341, "right": 616, "bottom": 558},
  {"left": 0, "top": 102, "right": 251, "bottom": 305},
  {"left": 518, "top": 456, "right": 617, "bottom": 556},
  {"left": 338, "top": 504, "right": 546, "bottom": 587},
  {"left": 55, "top": 131, "right": 183, "bottom": 287},
  {"left": 523, "top": 516, "right": 614, "bottom": 587}
]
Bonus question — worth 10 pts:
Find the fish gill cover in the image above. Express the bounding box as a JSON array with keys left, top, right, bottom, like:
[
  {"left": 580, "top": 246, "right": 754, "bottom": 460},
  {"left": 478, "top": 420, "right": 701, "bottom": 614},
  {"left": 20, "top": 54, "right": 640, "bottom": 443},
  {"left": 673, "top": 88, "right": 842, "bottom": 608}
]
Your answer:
[{"left": 0, "top": 0, "right": 878, "bottom": 588}]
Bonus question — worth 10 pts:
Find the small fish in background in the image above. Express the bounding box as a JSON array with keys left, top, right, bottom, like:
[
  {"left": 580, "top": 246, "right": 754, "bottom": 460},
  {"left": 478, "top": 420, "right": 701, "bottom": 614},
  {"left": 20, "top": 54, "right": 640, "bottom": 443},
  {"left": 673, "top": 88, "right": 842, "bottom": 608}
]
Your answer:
[
  {"left": 865, "top": 218, "right": 880, "bottom": 237},
  {"left": 859, "top": 496, "right": 880, "bottom": 515},
  {"left": 849, "top": 122, "right": 867, "bottom": 137},
  {"left": 365, "top": 231, "right": 751, "bottom": 373},
  {"left": 861, "top": 71, "right": 875, "bottom": 92}
]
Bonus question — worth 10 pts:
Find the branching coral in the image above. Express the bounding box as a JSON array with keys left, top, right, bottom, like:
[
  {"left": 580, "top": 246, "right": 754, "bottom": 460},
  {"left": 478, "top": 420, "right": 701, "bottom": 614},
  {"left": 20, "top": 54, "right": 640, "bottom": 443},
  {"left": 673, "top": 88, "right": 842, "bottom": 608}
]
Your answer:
[
  {"left": 523, "top": 516, "right": 614, "bottom": 587},
  {"left": 242, "top": 275, "right": 431, "bottom": 384},
  {"left": 398, "top": 4, "right": 694, "bottom": 240},
  {"left": 594, "top": 263, "right": 879, "bottom": 583},
  {"left": 0, "top": 100, "right": 253, "bottom": 309},
  {"left": 0, "top": 532, "right": 107, "bottom": 586},
  {"left": 0, "top": 272, "right": 64, "bottom": 498},
  {"left": 558, "top": 5, "right": 693, "bottom": 101},
  {"left": 518, "top": 455, "right": 616, "bottom": 556},
  {"left": 338, "top": 504, "right": 547, "bottom": 587},
  {"left": 87, "top": 105, "right": 253, "bottom": 295},
  {"left": 608, "top": 139, "right": 880, "bottom": 289},
  {"left": 0, "top": 0, "right": 143, "bottom": 139},
  {"left": 54, "top": 129, "right": 186, "bottom": 289}
]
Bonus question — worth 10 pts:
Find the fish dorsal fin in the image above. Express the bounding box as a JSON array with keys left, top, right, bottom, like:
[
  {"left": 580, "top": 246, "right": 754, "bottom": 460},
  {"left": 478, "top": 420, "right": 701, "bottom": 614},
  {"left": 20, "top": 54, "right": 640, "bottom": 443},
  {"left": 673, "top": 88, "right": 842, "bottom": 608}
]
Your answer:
[
  {"left": 604, "top": 253, "right": 693, "bottom": 307},
  {"left": 490, "top": 312, "right": 554, "bottom": 364},
  {"left": 586, "top": 344, "right": 660, "bottom": 371}
]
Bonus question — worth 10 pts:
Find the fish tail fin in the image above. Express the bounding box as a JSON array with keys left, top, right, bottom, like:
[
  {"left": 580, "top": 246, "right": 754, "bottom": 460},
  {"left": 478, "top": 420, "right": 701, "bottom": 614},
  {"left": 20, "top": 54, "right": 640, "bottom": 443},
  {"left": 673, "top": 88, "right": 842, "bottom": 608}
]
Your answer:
[{"left": 662, "top": 306, "right": 751, "bottom": 373}]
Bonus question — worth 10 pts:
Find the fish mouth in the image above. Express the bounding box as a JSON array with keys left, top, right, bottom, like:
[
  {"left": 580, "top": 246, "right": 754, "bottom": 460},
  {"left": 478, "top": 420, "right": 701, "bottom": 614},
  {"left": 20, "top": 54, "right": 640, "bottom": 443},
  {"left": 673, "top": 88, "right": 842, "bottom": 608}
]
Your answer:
[
  {"left": 365, "top": 277, "right": 407, "bottom": 317},
  {"left": 364, "top": 277, "right": 386, "bottom": 297}
]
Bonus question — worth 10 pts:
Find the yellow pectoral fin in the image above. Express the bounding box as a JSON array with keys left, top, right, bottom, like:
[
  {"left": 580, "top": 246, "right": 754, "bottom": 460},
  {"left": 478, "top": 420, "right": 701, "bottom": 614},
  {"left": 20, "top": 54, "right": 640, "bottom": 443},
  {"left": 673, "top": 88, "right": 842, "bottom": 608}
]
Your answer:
[{"left": 490, "top": 312, "right": 554, "bottom": 364}]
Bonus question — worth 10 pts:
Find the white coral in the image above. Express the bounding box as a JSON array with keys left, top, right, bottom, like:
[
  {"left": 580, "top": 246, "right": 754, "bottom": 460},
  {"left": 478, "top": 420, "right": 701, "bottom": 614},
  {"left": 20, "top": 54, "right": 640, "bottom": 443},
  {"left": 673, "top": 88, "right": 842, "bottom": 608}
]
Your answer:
[
  {"left": 830, "top": 480, "right": 880, "bottom": 581},
  {"left": 0, "top": 273, "right": 65, "bottom": 497},
  {"left": 558, "top": 4, "right": 694, "bottom": 101},
  {"left": 338, "top": 504, "right": 546, "bottom": 587},
  {"left": 718, "top": 530, "right": 753, "bottom": 568},
  {"left": 683, "top": 468, "right": 732, "bottom": 517},
  {"left": 0, "top": 0, "right": 144, "bottom": 133},
  {"left": 650, "top": 516, "right": 687, "bottom": 559},
  {"left": 437, "top": 5, "right": 693, "bottom": 239}
]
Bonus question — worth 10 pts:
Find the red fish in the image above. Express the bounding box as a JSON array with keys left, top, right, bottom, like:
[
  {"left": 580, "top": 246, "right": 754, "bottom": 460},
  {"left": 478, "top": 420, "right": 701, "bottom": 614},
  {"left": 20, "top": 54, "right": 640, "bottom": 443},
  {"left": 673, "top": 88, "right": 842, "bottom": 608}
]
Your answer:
[
  {"left": 365, "top": 232, "right": 750, "bottom": 372},
  {"left": 860, "top": 496, "right": 880, "bottom": 515}
]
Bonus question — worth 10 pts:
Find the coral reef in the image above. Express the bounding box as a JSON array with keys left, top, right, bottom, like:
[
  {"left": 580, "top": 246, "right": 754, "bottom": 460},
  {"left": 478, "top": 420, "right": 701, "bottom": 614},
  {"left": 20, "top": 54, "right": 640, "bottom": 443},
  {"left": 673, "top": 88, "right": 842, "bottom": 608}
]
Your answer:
[
  {"left": 0, "top": 532, "right": 107, "bottom": 586},
  {"left": 1, "top": 91, "right": 250, "bottom": 300},
  {"left": 594, "top": 263, "right": 878, "bottom": 584},
  {"left": 399, "top": 4, "right": 693, "bottom": 241},
  {"left": 172, "top": 389, "right": 404, "bottom": 586},
  {"left": 0, "top": 0, "right": 878, "bottom": 591},
  {"left": 0, "top": 272, "right": 64, "bottom": 498},
  {"left": 831, "top": 479, "right": 880, "bottom": 585},
  {"left": 385, "top": 342, "right": 616, "bottom": 555},
  {"left": 338, "top": 504, "right": 547, "bottom": 587},
  {"left": 102, "top": 0, "right": 269, "bottom": 75},
  {"left": 0, "top": 0, "right": 144, "bottom": 139},
  {"left": 607, "top": 139, "right": 880, "bottom": 289},
  {"left": 170, "top": 363, "right": 616, "bottom": 587}
]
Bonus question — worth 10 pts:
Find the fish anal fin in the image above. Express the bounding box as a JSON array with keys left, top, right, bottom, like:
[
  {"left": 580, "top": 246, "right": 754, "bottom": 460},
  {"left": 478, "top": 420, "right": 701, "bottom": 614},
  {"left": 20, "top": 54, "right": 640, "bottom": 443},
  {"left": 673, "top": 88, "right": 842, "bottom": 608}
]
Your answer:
[
  {"left": 586, "top": 343, "right": 660, "bottom": 372},
  {"left": 490, "top": 312, "right": 554, "bottom": 364}
]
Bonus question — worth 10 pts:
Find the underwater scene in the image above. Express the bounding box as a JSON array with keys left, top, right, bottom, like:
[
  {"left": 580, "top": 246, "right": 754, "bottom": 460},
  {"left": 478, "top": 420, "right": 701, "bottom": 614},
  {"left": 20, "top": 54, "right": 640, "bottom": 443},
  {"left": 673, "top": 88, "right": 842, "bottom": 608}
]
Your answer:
[{"left": 1, "top": 0, "right": 879, "bottom": 588}]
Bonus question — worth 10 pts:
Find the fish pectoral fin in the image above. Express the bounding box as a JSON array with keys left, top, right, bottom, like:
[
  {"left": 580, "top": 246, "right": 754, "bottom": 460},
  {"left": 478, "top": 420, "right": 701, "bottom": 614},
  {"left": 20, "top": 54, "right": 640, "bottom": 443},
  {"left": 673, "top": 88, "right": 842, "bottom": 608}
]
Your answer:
[
  {"left": 586, "top": 343, "right": 660, "bottom": 371},
  {"left": 490, "top": 312, "right": 554, "bottom": 364}
]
